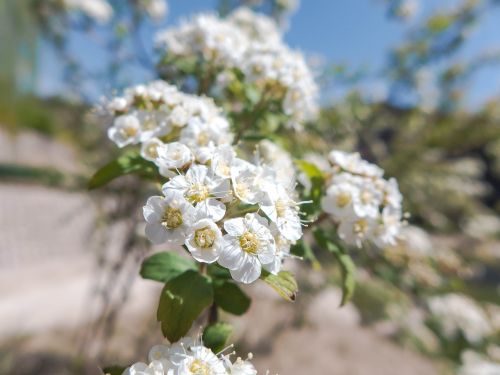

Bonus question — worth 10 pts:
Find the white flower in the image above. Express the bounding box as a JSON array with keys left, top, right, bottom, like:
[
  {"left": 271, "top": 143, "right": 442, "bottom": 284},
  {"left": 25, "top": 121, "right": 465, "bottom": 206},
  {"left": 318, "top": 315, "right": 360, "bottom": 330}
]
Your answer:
[
  {"left": 224, "top": 357, "right": 257, "bottom": 375},
  {"left": 328, "top": 151, "right": 383, "bottom": 177},
  {"left": 321, "top": 182, "right": 358, "bottom": 219},
  {"left": 458, "top": 351, "right": 500, "bottom": 375},
  {"left": 228, "top": 7, "right": 281, "bottom": 44},
  {"left": 428, "top": 293, "right": 492, "bottom": 344},
  {"left": 143, "top": 192, "right": 195, "bottom": 245},
  {"left": 185, "top": 215, "right": 223, "bottom": 263},
  {"left": 156, "top": 142, "right": 194, "bottom": 177},
  {"left": 177, "top": 345, "right": 227, "bottom": 375},
  {"left": 124, "top": 338, "right": 263, "bottom": 375},
  {"left": 372, "top": 206, "right": 403, "bottom": 247},
  {"left": 260, "top": 184, "right": 302, "bottom": 241},
  {"left": 124, "top": 360, "right": 172, "bottom": 375},
  {"left": 180, "top": 117, "right": 233, "bottom": 163},
  {"left": 63, "top": 0, "right": 113, "bottom": 23},
  {"left": 107, "top": 114, "right": 141, "bottom": 147},
  {"left": 136, "top": 110, "right": 171, "bottom": 142},
  {"left": 337, "top": 218, "right": 375, "bottom": 248},
  {"left": 219, "top": 213, "right": 276, "bottom": 284},
  {"left": 230, "top": 161, "right": 262, "bottom": 205},
  {"left": 322, "top": 151, "right": 405, "bottom": 248},
  {"left": 210, "top": 145, "right": 237, "bottom": 179},
  {"left": 141, "top": 138, "right": 164, "bottom": 162},
  {"left": 230, "top": 161, "right": 274, "bottom": 205},
  {"left": 263, "top": 223, "right": 292, "bottom": 275},
  {"left": 142, "top": 0, "right": 168, "bottom": 21},
  {"left": 163, "top": 164, "right": 230, "bottom": 222},
  {"left": 257, "top": 140, "right": 295, "bottom": 188}
]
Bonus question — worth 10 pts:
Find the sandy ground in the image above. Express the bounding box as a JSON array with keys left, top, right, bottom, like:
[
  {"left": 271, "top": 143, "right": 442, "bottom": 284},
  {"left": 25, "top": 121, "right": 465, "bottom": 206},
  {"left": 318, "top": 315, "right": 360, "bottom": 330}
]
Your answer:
[{"left": 0, "top": 130, "right": 440, "bottom": 374}]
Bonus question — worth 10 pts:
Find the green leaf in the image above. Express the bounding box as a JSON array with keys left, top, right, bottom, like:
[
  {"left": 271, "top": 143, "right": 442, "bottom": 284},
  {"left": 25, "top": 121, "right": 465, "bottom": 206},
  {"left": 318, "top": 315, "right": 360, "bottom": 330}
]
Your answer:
[
  {"left": 213, "top": 281, "right": 251, "bottom": 315},
  {"left": 157, "top": 270, "right": 213, "bottom": 342},
  {"left": 295, "top": 160, "right": 325, "bottom": 217},
  {"left": 260, "top": 270, "right": 298, "bottom": 302},
  {"left": 313, "top": 228, "right": 356, "bottom": 306},
  {"left": 207, "top": 264, "right": 232, "bottom": 280},
  {"left": 202, "top": 323, "right": 233, "bottom": 353},
  {"left": 140, "top": 252, "right": 197, "bottom": 283},
  {"left": 88, "top": 152, "right": 158, "bottom": 190},
  {"left": 102, "top": 366, "right": 127, "bottom": 375},
  {"left": 291, "top": 240, "right": 321, "bottom": 270},
  {"left": 244, "top": 85, "right": 261, "bottom": 105}
]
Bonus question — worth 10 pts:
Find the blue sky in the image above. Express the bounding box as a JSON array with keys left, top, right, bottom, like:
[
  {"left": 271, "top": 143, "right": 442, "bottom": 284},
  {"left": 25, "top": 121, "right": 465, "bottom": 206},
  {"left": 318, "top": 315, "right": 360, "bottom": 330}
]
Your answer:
[{"left": 37, "top": 0, "right": 500, "bottom": 107}]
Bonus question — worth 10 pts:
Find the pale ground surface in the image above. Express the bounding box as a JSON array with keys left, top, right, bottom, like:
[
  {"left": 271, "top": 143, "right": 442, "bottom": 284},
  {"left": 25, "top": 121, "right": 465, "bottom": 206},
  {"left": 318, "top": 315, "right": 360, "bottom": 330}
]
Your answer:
[{"left": 0, "top": 130, "right": 440, "bottom": 374}]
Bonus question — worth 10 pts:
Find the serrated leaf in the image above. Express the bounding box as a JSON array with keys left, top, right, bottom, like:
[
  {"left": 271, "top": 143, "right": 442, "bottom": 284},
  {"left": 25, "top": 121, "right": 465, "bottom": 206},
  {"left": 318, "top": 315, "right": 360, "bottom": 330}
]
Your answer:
[
  {"left": 157, "top": 270, "right": 213, "bottom": 342},
  {"left": 313, "top": 228, "right": 356, "bottom": 306},
  {"left": 213, "top": 281, "right": 251, "bottom": 315},
  {"left": 202, "top": 323, "right": 233, "bottom": 353},
  {"left": 88, "top": 152, "right": 158, "bottom": 190},
  {"left": 102, "top": 366, "right": 127, "bottom": 375},
  {"left": 140, "top": 252, "right": 197, "bottom": 283},
  {"left": 261, "top": 270, "right": 298, "bottom": 302}
]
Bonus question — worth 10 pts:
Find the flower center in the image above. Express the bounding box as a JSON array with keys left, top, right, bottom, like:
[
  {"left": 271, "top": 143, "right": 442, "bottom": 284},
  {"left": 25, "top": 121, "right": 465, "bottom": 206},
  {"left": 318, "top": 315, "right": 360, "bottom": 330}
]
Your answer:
[
  {"left": 235, "top": 183, "right": 249, "bottom": 199},
  {"left": 194, "top": 227, "right": 216, "bottom": 249},
  {"left": 187, "top": 183, "right": 210, "bottom": 203},
  {"left": 146, "top": 144, "right": 159, "bottom": 159},
  {"left": 197, "top": 131, "right": 210, "bottom": 146},
  {"left": 354, "top": 219, "right": 368, "bottom": 235},
  {"left": 189, "top": 359, "right": 210, "bottom": 375},
  {"left": 239, "top": 231, "right": 260, "bottom": 254},
  {"left": 120, "top": 125, "right": 138, "bottom": 138},
  {"left": 161, "top": 207, "right": 183, "bottom": 229},
  {"left": 336, "top": 192, "right": 351, "bottom": 208}
]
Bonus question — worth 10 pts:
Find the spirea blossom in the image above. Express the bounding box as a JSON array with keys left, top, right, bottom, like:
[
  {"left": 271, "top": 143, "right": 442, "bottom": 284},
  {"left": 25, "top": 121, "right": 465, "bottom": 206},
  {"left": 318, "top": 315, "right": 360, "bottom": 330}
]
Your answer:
[
  {"left": 123, "top": 338, "right": 260, "bottom": 375},
  {"left": 102, "top": 81, "right": 233, "bottom": 166},
  {"left": 155, "top": 7, "right": 318, "bottom": 128},
  {"left": 319, "top": 151, "right": 405, "bottom": 248},
  {"left": 102, "top": 80, "right": 303, "bottom": 284}
]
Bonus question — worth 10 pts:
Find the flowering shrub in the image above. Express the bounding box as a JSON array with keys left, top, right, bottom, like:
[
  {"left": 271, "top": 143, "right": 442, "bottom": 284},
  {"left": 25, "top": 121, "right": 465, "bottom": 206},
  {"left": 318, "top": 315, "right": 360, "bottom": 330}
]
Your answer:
[{"left": 89, "top": 4, "right": 408, "bottom": 374}]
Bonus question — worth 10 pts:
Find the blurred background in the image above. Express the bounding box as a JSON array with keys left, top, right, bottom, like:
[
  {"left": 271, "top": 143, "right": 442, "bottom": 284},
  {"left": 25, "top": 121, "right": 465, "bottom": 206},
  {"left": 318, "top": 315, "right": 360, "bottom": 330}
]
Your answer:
[{"left": 0, "top": 0, "right": 499, "bottom": 374}]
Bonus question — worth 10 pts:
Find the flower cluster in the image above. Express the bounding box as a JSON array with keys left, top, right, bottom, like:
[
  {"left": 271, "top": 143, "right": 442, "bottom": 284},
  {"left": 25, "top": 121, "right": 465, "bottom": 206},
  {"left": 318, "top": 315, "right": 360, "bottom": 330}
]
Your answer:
[
  {"left": 155, "top": 7, "right": 318, "bottom": 127},
  {"left": 427, "top": 293, "right": 492, "bottom": 344},
  {"left": 319, "top": 151, "right": 405, "bottom": 248},
  {"left": 103, "top": 81, "right": 232, "bottom": 165},
  {"left": 103, "top": 81, "right": 303, "bottom": 284},
  {"left": 123, "top": 338, "right": 258, "bottom": 375}
]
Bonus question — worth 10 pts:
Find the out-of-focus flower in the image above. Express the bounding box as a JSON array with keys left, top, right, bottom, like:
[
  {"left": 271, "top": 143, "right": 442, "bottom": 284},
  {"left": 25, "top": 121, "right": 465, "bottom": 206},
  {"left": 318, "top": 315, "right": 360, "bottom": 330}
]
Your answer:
[
  {"left": 458, "top": 350, "right": 500, "bottom": 375},
  {"left": 427, "top": 293, "right": 492, "bottom": 344},
  {"left": 63, "top": 0, "right": 113, "bottom": 23},
  {"left": 320, "top": 151, "right": 405, "bottom": 248}
]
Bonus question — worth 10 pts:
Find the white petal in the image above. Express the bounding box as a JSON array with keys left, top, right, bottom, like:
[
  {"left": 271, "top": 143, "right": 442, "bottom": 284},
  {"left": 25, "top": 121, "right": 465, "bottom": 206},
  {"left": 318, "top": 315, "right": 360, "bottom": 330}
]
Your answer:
[
  {"left": 223, "top": 218, "right": 245, "bottom": 236},
  {"left": 196, "top": 198, "right": 226, "bottom": 222},
  {"left": 145, "top": 223, "right": 167, "bottom": 244},
  {"left": 230, "top": 256, "right": 261, "bottom": 284},
  {"left": 257, "top": 241, "right": 276, "bottom": 265},
  {"left": 218, "top": 237, "right": 244, "bottom": 270}
]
